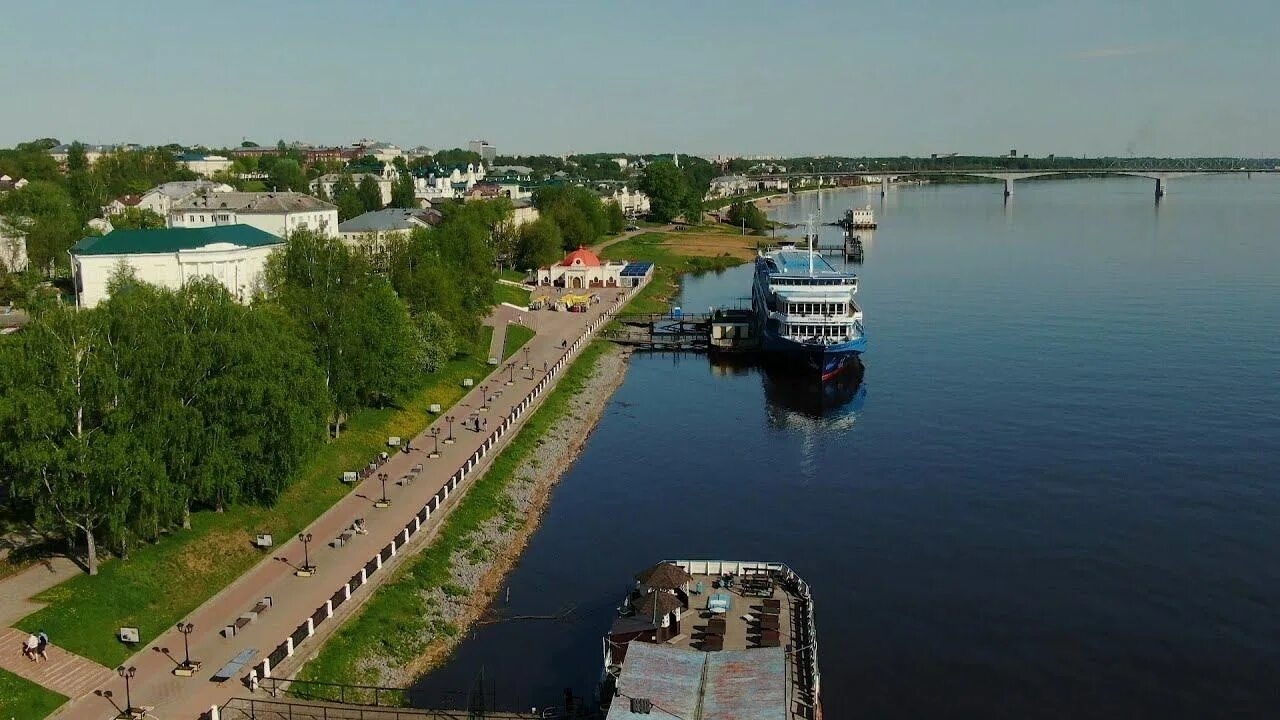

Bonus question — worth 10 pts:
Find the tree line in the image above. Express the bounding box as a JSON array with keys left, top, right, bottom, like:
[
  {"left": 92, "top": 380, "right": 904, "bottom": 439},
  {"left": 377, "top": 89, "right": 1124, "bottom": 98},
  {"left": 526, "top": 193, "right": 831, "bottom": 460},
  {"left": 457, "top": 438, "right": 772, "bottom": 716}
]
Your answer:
[
  {"left": 0, "top": 201, "right": 506, "bottom": 575},
  {"left": 511, "top": 185, "right": 627, "bottom": 271}
]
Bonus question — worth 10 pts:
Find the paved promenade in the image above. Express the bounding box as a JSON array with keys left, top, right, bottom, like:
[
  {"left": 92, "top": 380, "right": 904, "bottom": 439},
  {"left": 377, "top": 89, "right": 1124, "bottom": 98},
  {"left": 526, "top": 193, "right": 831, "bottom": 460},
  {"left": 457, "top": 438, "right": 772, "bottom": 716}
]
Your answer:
[{"left": 42, "top": 287, "right": 635, "bottom": 720}]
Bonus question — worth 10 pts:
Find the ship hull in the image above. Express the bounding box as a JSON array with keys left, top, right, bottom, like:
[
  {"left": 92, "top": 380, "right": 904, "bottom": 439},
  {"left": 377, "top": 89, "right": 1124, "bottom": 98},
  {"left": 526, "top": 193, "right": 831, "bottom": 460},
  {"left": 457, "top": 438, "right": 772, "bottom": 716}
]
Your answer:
[{"left": 761, "top": 332, "right": 866, "bottom": 381}]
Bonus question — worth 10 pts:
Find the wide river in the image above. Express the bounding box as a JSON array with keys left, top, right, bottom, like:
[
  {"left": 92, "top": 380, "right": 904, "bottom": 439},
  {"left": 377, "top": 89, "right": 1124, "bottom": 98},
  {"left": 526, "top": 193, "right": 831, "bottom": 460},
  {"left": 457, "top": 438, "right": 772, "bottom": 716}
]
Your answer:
[{"left": 413, "top": 176, "right": 1280, "bottom": 717}]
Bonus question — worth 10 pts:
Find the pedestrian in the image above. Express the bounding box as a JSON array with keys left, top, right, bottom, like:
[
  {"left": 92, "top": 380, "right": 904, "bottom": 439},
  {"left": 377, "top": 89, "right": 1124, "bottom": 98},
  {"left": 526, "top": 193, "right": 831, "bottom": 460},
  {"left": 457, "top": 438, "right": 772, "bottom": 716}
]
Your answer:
[
  {"left": 22, "top": 632, "right": 38, "bottom": 662},
  {"left": 36, "top": 630, "right": 48, "bottom": 662}
]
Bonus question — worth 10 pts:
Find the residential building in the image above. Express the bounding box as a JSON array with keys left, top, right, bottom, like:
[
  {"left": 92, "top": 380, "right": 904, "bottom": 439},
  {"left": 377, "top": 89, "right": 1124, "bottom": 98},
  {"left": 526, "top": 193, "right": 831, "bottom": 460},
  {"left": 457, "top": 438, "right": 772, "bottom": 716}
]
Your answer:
[
  {"left": 0, "top": 218, "right": 28, "bottom": 273},
  {"left": 337, "top": 207, "right": 441, "bottom": 255},
  {"left": 103, "top": 180, "right": 234, "bottom": 218},
  {"left": 705, "top": 175, "right": 789, "bottom": 200},
  {"left": 178, "top": 153, "right": 233, "bottom": 176},
  {"left": 511, "top": 199, "right": 539, "bottom": 227},
  {"left": 536, "top": 246, "right": 629, "bottom": 290},
  {"left": 311, "top": 173, "right": 393, "bottom": 206},
  {"left": 355, "top": 141, "right": 404, "bottom": 164},
  {"left": 69, "top": 225, "right": 283, "bottom": 308},
  {"left": 305, "top": 146, "right": 360, "bottom": 165},
  {"left": 488, "top": 165, "right": 534, "bottom": 178},
  {"left": 468, "top": 140, "right": 497, "bottom": 165},
  {"left": 464, "top": 183, "right": 504, "bottom": 202},
  {"left": 229, "top": 145, "right": 280, "bottom": 159},
  {"left": 47, "top": 143, "right": 139, "bottom": 167},
  {"left": 612, "top": 157, "right": 629, "bottom": 171},
  {"left": 170, "top": 192, "right": 338, "bottom": 238}
]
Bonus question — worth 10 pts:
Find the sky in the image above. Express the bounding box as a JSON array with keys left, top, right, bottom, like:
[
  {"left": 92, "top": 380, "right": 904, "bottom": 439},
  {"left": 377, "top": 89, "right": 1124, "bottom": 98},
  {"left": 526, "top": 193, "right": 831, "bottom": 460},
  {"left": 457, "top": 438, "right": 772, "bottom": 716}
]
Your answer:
[{"left": 0, "top": 0, "right": 1276, "bottom": 157}]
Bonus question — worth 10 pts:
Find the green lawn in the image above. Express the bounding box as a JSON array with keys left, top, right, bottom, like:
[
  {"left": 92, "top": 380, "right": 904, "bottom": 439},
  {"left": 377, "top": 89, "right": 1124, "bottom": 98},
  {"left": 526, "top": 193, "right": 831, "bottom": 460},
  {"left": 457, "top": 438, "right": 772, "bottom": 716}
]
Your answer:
[
  {"left": 296, "top": 341, "right": 612, "bottom": 697},
  {"left": 496, "top": 269, "right": 528, "bottom": 283},
  {"left": 0, "top": 668, "right": 67, "bottom": 719},
  {"left": 493, "top": 282, "right": 531, "bottom": 308},
  {"left": 601, "top": 232, "right": 744, "bottom": 315},
  {"left": 503, "top": 324, "right": 535, "bottom": 361},
  {"left": 16, "top": 327, "right": 537, "bottom": 668}
]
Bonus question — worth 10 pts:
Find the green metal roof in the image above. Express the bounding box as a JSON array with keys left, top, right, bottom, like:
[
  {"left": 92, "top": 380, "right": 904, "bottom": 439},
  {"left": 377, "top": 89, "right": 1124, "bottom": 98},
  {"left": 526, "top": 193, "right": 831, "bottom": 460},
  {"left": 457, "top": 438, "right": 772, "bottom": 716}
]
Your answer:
[{"left": 71, "top": 225, "right": 283, "bottom": 256}]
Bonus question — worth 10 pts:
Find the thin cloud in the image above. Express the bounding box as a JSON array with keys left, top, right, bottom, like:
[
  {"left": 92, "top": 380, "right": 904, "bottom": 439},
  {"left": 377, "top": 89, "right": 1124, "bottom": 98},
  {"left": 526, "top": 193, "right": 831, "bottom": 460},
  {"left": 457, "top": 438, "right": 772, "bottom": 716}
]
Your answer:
[{"left": 1070, "top": 45, "right": 1162, "bottom": 61}]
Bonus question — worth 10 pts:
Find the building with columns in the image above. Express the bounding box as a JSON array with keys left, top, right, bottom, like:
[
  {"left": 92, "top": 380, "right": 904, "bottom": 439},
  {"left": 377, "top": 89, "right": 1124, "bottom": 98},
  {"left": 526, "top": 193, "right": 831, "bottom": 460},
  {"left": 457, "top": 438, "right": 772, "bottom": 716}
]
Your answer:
[{"left": 69, "top": 225, "right": 283, "bottom": 308}]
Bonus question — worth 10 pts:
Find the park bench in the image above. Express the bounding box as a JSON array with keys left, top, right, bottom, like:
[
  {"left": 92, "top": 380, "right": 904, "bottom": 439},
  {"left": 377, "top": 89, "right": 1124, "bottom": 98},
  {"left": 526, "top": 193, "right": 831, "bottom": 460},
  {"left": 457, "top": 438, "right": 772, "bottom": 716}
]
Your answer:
[
  {"left": 223, "top": 597, "right": 272, "bottom": 637},
  {"left": 211, "top": 647, "right": 258, "bottom": 683},
  {"left": 332, "top": 529, "right": 355, "bottom": 548}
]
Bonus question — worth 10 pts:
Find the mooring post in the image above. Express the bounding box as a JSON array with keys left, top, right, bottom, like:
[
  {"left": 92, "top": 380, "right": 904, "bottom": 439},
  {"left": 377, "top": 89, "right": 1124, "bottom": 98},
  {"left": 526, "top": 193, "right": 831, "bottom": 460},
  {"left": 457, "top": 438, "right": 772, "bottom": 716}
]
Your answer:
[
  {"left": 1155, "top": 176, "right": 1166, "bottom": 200},
  {"left": 880, "top": 176, "right": 889, "bottom": 197},
  {"left": 1003, "top": 178, "right": 1014, "bottom": 198}
]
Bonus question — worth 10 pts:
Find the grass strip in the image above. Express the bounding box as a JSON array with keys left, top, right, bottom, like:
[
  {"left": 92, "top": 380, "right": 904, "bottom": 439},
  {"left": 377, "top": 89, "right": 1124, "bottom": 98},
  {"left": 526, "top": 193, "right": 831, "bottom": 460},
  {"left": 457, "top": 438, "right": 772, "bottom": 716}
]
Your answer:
[
  {"left": 0, "top": 668, "right": 67, "bottom": 720},
  {"left": 295, "top": 340, "right": 612, "bottom": 697},
  {"left": 493, "top": 282, "right": 532, "bottom": 308},
  {"left": 601, "top": 232, "right": 744, "bottom": 315},
  {"left": 18, "top": 326, "right": 533, "bottom": 667}
]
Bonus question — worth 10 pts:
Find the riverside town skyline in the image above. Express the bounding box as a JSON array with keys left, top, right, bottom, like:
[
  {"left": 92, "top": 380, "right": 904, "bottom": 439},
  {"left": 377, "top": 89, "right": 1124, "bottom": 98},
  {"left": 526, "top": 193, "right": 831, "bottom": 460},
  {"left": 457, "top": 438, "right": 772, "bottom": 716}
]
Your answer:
[{"left": 1, "top": 1, "right": 1278, "bottom": 156}]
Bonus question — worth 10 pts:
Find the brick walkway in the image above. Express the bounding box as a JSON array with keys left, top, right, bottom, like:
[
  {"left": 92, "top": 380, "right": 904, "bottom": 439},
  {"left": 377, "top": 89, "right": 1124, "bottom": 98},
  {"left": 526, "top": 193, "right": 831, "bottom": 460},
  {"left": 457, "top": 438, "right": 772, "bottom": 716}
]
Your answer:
[
  {"left": 47, "top": 286, "right": 638, "bottom": 720},
  {"left": 0, "top": 628, "right": 114, "bottom": 700}
]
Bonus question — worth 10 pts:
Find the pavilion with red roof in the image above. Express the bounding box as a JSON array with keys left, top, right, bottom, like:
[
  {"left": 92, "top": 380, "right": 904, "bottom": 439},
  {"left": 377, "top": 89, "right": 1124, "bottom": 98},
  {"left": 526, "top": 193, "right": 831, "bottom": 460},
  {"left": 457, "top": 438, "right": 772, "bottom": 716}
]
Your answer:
[{"left": 536, "top": 245, "right": 633, "bottom": 290}]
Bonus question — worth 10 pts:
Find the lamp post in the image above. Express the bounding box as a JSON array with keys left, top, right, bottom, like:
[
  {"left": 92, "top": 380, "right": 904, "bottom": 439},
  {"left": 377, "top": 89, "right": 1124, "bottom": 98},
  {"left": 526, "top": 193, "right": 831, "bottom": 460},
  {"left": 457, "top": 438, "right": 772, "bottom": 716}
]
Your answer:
[
  {"left": 522, "top": 346, "right": 532, "bottom": 370},
  {"left": 376, "top": 472, "right": 390, "bottom": 508},
  {"left": 505, "top": 362, "right": 516, "bottom": 386},
  {"left": 298, "top": 533, "right": 315, "bottom": 574},
  {"left": 117, "top": 666, "right": 136, "bottom": 716},
  {"left": 444, "top": 415, "right": 455, "bottom": 444},
  {"left": 429, "top": 427, "right": 441, "bottom": 458},
  {"left": 479, "top": 385, "right": 489, "bottom": 412},
  {"left": 173, "top": 622, "right": 200, "bottom": 675}
]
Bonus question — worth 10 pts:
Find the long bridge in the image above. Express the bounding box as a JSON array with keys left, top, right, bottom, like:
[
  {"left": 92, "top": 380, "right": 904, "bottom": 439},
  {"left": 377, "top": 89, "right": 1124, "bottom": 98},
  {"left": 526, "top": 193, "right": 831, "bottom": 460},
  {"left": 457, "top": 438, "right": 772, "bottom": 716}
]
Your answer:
[{"left": 751, "top": 158, "right": 1279, "bottom": 199}]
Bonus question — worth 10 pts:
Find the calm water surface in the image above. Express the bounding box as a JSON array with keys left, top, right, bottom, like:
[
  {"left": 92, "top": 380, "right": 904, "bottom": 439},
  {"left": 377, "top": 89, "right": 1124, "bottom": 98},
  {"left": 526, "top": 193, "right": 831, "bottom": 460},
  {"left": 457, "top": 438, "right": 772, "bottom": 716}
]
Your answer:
[{"left": 412, "top": 176, "right": 1280, "bottom": 717}]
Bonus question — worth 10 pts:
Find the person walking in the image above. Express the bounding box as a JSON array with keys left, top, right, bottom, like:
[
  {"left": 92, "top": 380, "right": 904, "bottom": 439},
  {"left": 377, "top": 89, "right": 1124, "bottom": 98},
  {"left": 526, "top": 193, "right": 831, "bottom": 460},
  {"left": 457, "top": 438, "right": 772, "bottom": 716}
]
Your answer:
[{"left": 36, "top": 630, "right": 48, "bottom": 662}]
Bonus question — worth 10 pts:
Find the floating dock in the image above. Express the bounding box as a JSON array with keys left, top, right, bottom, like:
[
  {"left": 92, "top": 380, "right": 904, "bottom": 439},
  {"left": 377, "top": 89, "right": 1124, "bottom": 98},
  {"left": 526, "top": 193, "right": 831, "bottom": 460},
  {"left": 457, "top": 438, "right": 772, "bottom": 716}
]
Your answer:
[{"left": 604, "top": 308, "right": 759, "bottom": 353}]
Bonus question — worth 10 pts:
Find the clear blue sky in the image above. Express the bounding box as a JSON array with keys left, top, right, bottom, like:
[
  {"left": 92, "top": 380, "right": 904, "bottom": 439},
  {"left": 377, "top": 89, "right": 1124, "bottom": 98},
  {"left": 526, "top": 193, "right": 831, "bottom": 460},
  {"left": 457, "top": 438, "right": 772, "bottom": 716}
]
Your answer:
[{"left": 1, "top": 0, "right": 1275, "bottom": 157}]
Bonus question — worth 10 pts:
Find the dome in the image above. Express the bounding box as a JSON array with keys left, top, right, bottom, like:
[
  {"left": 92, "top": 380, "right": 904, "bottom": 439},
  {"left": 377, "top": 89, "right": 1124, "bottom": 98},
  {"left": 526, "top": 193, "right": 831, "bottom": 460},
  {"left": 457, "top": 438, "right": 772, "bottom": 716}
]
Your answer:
[{"left": 561, "top": 246, "right": 602, "bottom": 267}]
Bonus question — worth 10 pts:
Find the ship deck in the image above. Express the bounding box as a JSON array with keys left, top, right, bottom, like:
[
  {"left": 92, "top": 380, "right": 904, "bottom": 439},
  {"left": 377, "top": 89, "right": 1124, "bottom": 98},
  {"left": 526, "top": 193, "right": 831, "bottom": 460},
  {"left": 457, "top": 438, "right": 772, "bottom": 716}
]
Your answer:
[{"left": 668, "top": 572, "right": 796, "bottom": 654}]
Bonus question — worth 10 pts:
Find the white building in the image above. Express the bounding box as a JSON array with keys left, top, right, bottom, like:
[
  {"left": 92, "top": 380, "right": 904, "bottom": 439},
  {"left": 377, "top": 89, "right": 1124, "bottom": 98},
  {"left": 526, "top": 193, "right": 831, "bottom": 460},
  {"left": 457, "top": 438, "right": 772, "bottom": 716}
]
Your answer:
[
  {"left": 178, "top": 154, "right": 233, "bottom": 176},
  {"left": 415, "top": 163, "right": 486, "bottom": 202},
  {"left": 536, "top": 246, "right": 628, "bottom": 290},
  {"left": 705, "top": 175, "right": 789, "bottom": 200},
  {"left": 103, "top": 180, "right": 234, "bottom": 218},
  {"left": 0, "top": 218, "right": 28, "bottom": 273},
  {"left": 311, "top": 173, "right": 393, "bottom": 206},
  {"left": 69, "top": 225, "right": 283, "bottom": 308},
  {"left": 170, "top": 192, "right": 339, "bottom": 238},
  {"left": 511, "top": 199, "right": 540, "bottom": 227},
  {"left": 605, "top": 187, "right": 651, "bottom": 217},
  {"left": 47, "top": 143, "right": 138, "bottom": 167}
]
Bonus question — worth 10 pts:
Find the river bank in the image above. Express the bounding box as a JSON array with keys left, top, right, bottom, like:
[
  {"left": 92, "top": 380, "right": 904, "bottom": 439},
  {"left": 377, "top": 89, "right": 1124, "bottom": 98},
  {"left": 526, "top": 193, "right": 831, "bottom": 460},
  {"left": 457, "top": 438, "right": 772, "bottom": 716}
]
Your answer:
[{"left": 295, "top": 340, "right": 632, "bottom": 693}]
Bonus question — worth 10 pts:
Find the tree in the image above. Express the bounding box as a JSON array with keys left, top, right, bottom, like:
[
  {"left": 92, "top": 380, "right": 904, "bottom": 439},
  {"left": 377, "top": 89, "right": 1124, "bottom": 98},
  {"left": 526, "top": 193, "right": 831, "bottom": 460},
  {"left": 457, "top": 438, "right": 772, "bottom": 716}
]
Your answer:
[
  {"left": 390, "top": 172, "right": 416, "bottom": 208},
  {"left": 0, "top": 180, "right": 83, "bottom": 276},
  {"left": 332, "top": 175, "right": 364, "bottom": 221},
  {"left": 0, "top": 304, "right": 150, "bottom": 574},
  {"left": 357, "top": 175, "right": 384, "bottom": 213},
  {"left": 533, "top": 185, "right": 608, "bottom": 249},
  {"left": 108, "top": 207, "right": 166, "bottom": 230},
  {"left": 413, "top": 311, "right": 457, "bottom": 374},
  {"left": 515, "top": 218, "right": 563, "bottom": 270},
  {"left": 604, "top": 201, "right": 626, "bottom": 234},
  {"left": 638, "top": 161, "right": 689, "bottom": 222},
  {"left": 726, "top": 200, "right": 768, "bottom": 232},
  {"left": 269, "top": 159, "right": 307, "bottom": 193},
  {"left": 67, "top": 141, "right": 89, "bottom": 173},
  {"left": 431, "top": 148, "right": 482, "bottom": 168},
  {"left": 262, "top": 231, "right": 415, "bottom": 435}
]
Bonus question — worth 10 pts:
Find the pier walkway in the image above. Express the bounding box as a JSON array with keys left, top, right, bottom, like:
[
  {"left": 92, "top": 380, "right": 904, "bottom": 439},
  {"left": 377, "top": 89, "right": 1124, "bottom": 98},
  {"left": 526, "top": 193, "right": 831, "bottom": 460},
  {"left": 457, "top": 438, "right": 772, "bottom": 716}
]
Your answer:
[{"left": 43, "top": 286, "right": 640, "bottom": 720}]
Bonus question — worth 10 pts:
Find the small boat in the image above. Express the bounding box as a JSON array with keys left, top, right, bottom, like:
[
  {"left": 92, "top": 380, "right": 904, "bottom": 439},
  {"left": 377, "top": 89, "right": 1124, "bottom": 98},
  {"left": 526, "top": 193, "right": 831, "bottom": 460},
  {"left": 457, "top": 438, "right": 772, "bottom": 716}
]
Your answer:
[{"left": 601, "top": 560, "right": 823, "bottom": 719}]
